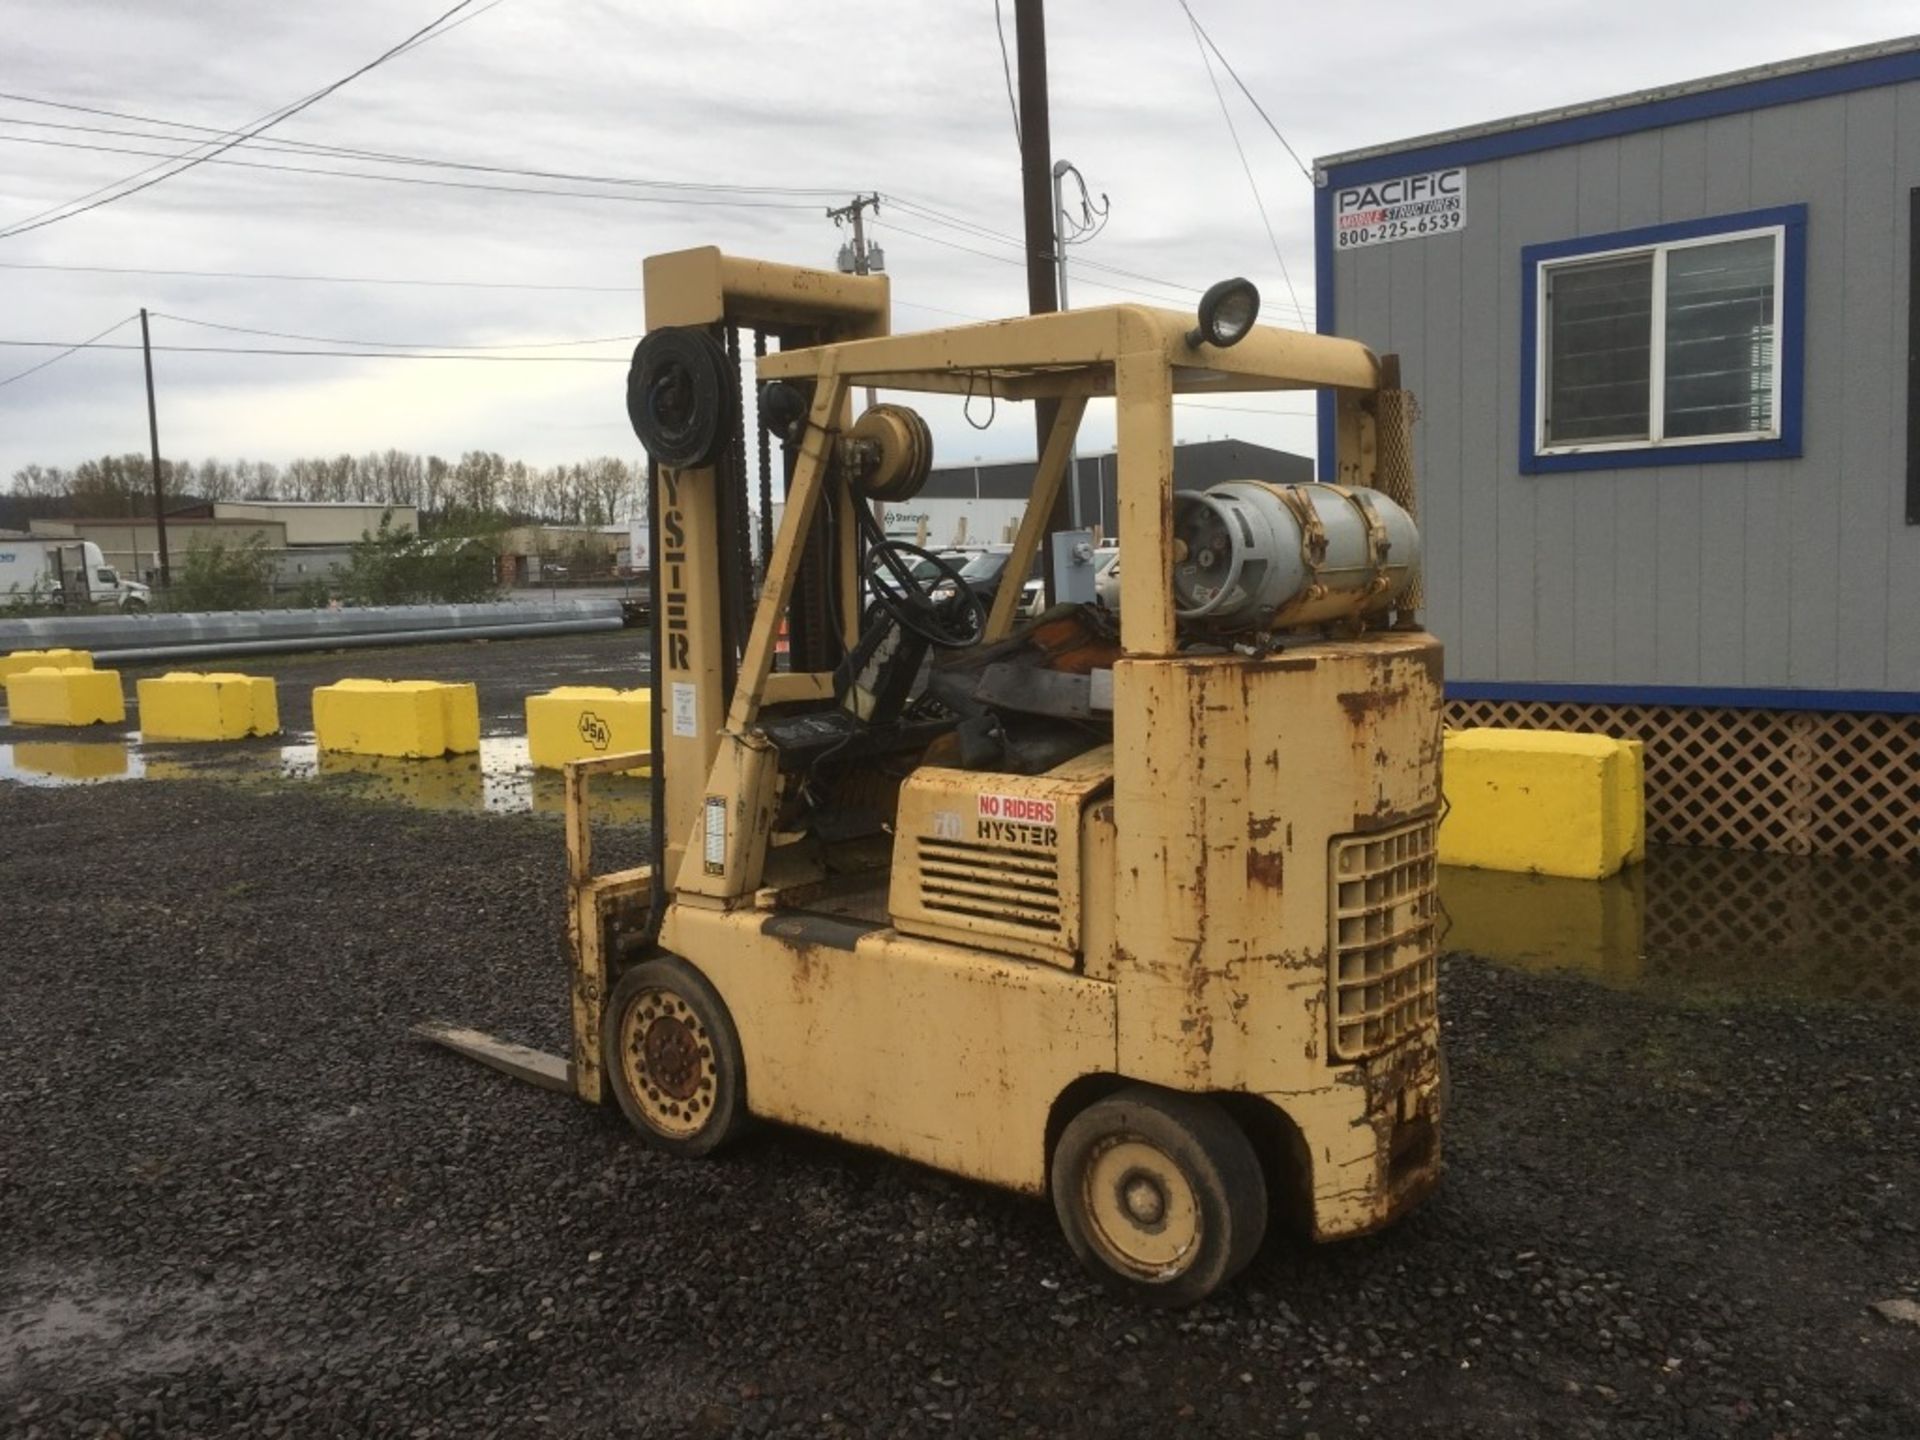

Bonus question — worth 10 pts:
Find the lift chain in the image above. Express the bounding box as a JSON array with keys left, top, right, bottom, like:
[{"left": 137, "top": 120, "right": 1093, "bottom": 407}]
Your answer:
[
  {"left": 723, "top": 326, "right": 756, "bottom": 666},
  {"left": 754, "top": 330, "right": 773, "bottom": 576}
]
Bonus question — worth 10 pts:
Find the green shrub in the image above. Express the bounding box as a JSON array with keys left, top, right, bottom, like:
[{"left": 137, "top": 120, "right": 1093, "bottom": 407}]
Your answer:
[
  {"left": 282, "top": 577, "right": 336, "bottom": 609},
  {"left": 166, "top": 533, "right": 276, "bottom": 612},
  {"left": 342, "top": 512, "right": 498, "bottom": 606}
]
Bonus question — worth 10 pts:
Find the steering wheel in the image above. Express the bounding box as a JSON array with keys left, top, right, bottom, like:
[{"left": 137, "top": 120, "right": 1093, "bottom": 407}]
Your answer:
[{"left": 862, "top": 540, "right": 985, "bottom": 649}]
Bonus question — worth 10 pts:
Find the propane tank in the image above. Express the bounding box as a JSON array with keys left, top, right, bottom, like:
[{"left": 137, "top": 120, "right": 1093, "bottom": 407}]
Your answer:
[{"left": 1170, "top": 481, "right": 1420, "bottom": 633}]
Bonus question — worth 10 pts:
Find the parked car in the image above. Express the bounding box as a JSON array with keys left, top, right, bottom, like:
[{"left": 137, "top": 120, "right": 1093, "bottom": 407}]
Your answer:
[{"left": 934, "top": 544, "right": 1117, "bottom": 620}]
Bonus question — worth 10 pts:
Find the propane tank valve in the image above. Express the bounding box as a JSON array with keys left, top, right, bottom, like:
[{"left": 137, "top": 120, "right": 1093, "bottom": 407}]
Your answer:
[{"left": 1169, "top": 481, "right": 1420, "bottom": 634}]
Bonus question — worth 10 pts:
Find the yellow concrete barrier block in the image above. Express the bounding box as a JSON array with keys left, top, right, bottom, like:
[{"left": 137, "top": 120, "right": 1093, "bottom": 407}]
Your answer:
[
  {"left": 0, "top": 648, "right": 93, "bottom": 678},
  {"left": 1440, "top": 727, "right": 1645, "bottom": 880},
  {"left": 137, "top": 672, "right": 280, "bottom": 741},
  {"left": 3, "top": 666, "right": 124, "bottom": 726},
  {"left": 525, "top": 686, "right": 653, "bottom": 774},
  {"left": 312, "top": 678, "right": 480, "bottom": 758}
]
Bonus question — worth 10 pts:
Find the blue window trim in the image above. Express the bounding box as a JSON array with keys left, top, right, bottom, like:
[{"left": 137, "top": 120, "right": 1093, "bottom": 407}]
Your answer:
[
  {"left": 1518, "top": 205, "right": 1806, "bottom": 475},
  {"left": 1312, "top": 43, "right": 1920, "bottom": 479},
  {"left": 1446, "top": 679, "right": 1920, "bottom": 717}
]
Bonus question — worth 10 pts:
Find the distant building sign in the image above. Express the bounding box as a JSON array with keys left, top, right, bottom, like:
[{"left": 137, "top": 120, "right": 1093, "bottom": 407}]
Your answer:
[{"left": 1333, "top": 167, "right": 1466, "bottom": 249}]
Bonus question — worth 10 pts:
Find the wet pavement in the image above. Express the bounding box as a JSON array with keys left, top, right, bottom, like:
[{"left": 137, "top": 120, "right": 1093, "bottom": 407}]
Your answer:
[
  {"left": 0, "top": 733, "right": 654, "bottom": 825},
  {"left": 4, "top": 627, "right": 1916, "bottom": 1011},
  {"left": 1443, "top": 846, "right": 1920, "bottom": 1011},
  {"left": 0, "top": 629, "right": 656, "bottom": 822}
]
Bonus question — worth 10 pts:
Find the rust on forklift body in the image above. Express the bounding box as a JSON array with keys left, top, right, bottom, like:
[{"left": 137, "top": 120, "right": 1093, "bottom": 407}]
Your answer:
[{"left": 430, "top": 248, "right": 1447, "bottom": 1307}]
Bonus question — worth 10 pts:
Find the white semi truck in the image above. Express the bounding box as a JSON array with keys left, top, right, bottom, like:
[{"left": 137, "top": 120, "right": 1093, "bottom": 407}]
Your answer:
[{"left": 0, "top": 537, "right": 151, "bottom": 611}]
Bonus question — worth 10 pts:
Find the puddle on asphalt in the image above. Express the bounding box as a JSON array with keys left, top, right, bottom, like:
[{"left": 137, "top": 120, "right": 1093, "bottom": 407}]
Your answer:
[
  {"left": 0, "top": 733, "right": 653, "bottom": 823},
  {"left": 1, "top": 739, "right": 147, "bottom": 784},
  {"left": 4, "top": 733, "right": 1912, "bottom": 1007},
  {"left": 1443, "top": 846, "right": 1920, "bottom": 1009}
]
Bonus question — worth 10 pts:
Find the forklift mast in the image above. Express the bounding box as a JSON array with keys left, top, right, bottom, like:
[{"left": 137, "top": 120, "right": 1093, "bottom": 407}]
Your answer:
[{"left": 636, "top": 249, "right": 890, "bottom": 883}]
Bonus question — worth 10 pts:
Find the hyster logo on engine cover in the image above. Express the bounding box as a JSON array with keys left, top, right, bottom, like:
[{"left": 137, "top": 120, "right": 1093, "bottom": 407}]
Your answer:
[{"left": 977, "top": 792, "right": 1057, "bottom": 847}]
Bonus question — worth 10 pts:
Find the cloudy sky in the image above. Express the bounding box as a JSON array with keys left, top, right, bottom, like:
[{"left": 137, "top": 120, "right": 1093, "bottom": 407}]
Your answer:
[{"left": 1, "top": 0, "right": 1911, "bottom": 494}]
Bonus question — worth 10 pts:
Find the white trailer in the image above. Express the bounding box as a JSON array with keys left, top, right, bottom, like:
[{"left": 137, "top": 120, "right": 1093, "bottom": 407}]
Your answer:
[{"left": 0, "top": 538, "right": 151, "bottom": 611}]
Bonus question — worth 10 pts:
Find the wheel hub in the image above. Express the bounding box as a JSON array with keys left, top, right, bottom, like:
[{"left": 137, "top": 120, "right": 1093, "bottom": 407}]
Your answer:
[
  {"left": 1120, "top": 1171, "right": 1168, "bottom": 1226},
  {"left": 642, "top": 1015, "right": 701, "bottom": 1100},
  {"left": 1080, "top": 1136, "right": 1201, "bottom": 1278},
  {"left": 618, "top": 986, "right": 716, "bottom": 1138}
]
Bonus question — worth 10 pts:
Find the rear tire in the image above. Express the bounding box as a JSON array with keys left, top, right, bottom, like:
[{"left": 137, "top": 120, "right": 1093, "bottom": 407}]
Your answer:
[
  {"left": 602, "top": 956, "right": 748, "bottom": 1157},
  {"left": 1051, "top": 1085, "right": 1267, "bottom": 1307}
]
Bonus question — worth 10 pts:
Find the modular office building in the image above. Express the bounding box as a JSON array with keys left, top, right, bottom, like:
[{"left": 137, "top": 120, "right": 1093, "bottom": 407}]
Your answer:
[{"left": 1315, "top": 38, "right": 1920, "bottom": 859}]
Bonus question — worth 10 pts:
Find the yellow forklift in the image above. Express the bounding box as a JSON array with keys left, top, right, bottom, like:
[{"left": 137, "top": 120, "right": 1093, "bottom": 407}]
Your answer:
[{"left": 426, "top": 247, "right": 1445, "bottom": 1305}]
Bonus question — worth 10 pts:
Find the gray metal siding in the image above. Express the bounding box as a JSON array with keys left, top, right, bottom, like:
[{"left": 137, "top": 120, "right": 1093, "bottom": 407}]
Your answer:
[{"left": 1330, "top": 80, "right": 1920, "bottom": 694}]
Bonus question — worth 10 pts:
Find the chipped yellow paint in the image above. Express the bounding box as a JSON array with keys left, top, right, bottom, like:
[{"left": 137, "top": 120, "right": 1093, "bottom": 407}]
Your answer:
[
  {"left": 559, "top": 248, "right": 1444, "bottom": 1247},
  {"left": 889, "top": 749, "right": 1113, "bottom": 967},
  {"left": 661, "top": 902, "right": 1115, "bottom": 1194}
]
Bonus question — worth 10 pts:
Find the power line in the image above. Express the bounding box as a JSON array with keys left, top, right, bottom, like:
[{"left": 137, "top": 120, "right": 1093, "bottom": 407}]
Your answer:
[
  {"left": 0, "top": 312, "right": 138, "bottom": 389},
  {"left": 1185, "top": 10, "right": 1307, "bottom": 327},
  {"left": 0, "top": 0, "right": 488, "bottom": 241},
  {"left": 1176, "top": 0, "right": 1314, "bottom": 182},
  {"left": 1174, "top": 398, "right": 1316, "bottom": 417},
  {"left": 149, "top": 311, "right": 639, "bottom": 351},
  {"left": 0, "top": 7, "right": 508, "bottom": 236},
  {"left": 0, "top": 259, "right": 643, "bottom": 293},
  {"left": 0, "top": 124, "right": 1227, "bottom": 286},
  {"left": 885, "top": 194, "right": 1214, "bottom": 299},
  {"left": 0, "top": 339, "right": 626, "bottom": 363},
  {"left": 0, "top": 135, "right": 828, "bottom": 212},
  {"left": 874, "top": 219, "right": 1197, "bottom": 308},
  {"left": 874, "top": 214, "right": 1313, "bottom": 320},
  {"left": 0, "top": 259, "right": 987, "bottom": 325},
  {"left": 0, "top": 93, "right": 1228, "bottom": 301},
  {"left": 0, "top": 101, "right": 857, "bottom": 199}
]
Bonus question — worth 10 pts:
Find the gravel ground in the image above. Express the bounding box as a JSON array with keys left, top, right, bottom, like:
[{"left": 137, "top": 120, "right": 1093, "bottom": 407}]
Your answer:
[{"left": 2, "top": 779, "right": 1917, "bottom": 1439}]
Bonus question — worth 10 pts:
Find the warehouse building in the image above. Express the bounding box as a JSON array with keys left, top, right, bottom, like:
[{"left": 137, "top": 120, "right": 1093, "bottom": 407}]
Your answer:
[
  {"left": 35, "top": 501, "right": 424, "bottom": 591},
  {"left": 1315, "top": 37, "right": 1920, "bottom": 859},
  {"left": 168, "top": 500, "right": 421, "bottom": 546}
]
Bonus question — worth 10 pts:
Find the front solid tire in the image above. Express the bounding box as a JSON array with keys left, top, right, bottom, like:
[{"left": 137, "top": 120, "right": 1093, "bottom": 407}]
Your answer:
[
  {"left": 602, "top": 955, "right": 748, "bottom": 1157},
  {"left": 1051, "top": 1085, "right": 1267, "bottom": 1307}
]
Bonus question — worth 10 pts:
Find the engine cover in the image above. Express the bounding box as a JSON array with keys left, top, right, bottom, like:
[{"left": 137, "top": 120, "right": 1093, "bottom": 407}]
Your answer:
[{"left": 888, "top": 750, "right": 1114, "bottom": 969}]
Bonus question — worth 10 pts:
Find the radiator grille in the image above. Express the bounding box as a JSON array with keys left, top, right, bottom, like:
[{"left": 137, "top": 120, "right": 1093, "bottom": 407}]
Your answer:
[
  {"left": 1329, "top": 818, "right": 1439, "bottom": 1060},
  {"left": 915, "top": 836, "right": 1062, "bottom": 936}
]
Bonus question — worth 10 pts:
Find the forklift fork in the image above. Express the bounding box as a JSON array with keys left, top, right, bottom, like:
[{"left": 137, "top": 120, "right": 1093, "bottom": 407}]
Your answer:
[
  {"left": 561, "top": 748, "right": 657, "bottom": 1105},
  {"left": 415, "top": 748, "right": 655, "bottom": 1105}
]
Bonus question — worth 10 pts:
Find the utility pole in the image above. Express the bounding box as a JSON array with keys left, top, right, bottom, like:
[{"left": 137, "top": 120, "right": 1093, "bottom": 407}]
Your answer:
[
  {"left": 829, "top": 193, "right": 886, "bottom": 527},
  {"left": 828, "top": 195, "right": 883, "bottom": 417},
  {"left": 827, "top": 193, "right": 883, "bottom": 280},
  {"left": 140, "top": 307, "right": 170, "bottom": 588},
  {"left": 1013, "top": 0, "right": 1069, "bottom": 600}
]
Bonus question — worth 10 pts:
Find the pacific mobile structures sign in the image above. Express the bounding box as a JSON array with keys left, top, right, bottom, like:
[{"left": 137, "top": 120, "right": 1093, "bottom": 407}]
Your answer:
[{"left": 1334, "top": 167, "right": 1466, "bottom": 250}]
